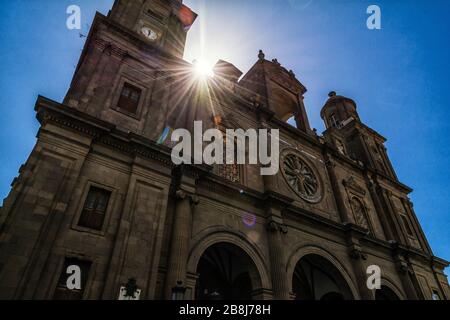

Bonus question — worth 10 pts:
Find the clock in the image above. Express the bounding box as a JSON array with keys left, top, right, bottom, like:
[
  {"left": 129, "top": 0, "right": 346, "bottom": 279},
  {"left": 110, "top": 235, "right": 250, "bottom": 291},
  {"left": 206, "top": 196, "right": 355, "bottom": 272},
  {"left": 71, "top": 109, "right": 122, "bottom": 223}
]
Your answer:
[{"left": 141, "top": 26, "right": 159, "bottom": 41}]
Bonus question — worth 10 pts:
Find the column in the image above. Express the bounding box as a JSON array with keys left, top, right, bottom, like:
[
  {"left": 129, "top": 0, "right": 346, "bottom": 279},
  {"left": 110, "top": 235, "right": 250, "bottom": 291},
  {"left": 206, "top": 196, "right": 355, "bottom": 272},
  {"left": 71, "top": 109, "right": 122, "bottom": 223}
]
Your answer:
[
  {"left": 395, "top": 255, "right": 420, "bottom": 300},
  {"left": 377, "top": 187, "right": 406, "bottom": 244},
  {"left": 324, "top": 156, "right": 350, "bottom": 223},
  {"left": 402, "top": 198, "right": 432, "bottom": 254},
  {"left": 267, "top": 216, "right": 290, "bottom": 300},
  {"left": 348, "top": 243, "right": 374, "bottom": 300},
  {"left": 366, "top": 179, "right": 395, "bottom": 241},
  {"left": 164, "top": 189, "right": 198, "bottom": 299}
]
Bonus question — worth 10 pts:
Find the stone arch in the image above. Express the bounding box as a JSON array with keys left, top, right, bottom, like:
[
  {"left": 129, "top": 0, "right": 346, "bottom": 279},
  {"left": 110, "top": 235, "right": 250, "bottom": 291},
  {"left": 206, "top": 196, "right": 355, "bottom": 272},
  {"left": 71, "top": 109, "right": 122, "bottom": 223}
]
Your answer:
[
  {"left": 187, "top": 227, "right": 272, "bottom": 299},
  {"left": 378, "top": 277, "right": 405, "bottom": 300},
  {"left": 286, "top": 244, "right": 360, "bottom": 299}
]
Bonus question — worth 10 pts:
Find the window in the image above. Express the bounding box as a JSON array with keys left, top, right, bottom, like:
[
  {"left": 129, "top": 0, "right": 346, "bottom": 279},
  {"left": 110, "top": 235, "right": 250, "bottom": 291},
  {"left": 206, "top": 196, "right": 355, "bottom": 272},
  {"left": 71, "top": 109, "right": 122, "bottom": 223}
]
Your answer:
[
  {"left": 117, "top": 82, "right": 142, "bottom": 114},
  {"left": 78, "top": 186, "right": 111, "bottom": 231},
  {"left": 350, "top": 197, "right": 370, "bottom": 232},
  {"left": 53, "top": 258, "right": 91, "bottom": 300},
  {"left": 432, "top": 290, "right": 441, "bottom": 300},
  {"left": 144, "top": 2, "right": 169, "bottom": 23},
  {"left": 329, "top": 114, "right": 339, "bottom": 128},
  {"left": 216, "top": 128, "right": 241, "bottom": 183},
  {"left": 217, "top": 163, "right": 241, "bottom": 183},
  {"left": 146, "top": 9, "right": 165, "bottom": 23},
  {"left": 400, "top": 213, "right": 414, "bottom": 237}
]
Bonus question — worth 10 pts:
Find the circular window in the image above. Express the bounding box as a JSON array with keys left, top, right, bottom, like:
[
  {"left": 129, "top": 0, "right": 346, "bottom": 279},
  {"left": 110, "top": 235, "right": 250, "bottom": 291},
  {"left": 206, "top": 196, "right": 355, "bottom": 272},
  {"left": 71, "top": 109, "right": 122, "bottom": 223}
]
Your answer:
[{"left": 281, "top": 151, "right": 323, "bottom": 203}]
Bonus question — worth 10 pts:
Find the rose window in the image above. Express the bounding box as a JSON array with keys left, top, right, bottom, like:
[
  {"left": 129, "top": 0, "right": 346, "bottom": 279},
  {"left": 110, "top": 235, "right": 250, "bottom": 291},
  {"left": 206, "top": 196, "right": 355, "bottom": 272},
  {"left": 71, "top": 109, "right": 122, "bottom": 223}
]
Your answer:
[{"left": 282, "top": 153, "right": 322, "bottom": 203}]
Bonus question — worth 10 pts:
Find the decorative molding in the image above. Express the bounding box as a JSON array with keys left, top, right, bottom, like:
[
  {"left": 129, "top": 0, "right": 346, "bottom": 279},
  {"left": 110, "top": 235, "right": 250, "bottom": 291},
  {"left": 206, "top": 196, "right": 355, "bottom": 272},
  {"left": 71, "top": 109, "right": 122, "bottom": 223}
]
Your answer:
[
  {"left": 348, "top": 244, "right": 368, "bottom": 260},
  {"left": 267, "top": 220, "right": 288, "bottom": 234},
  {"left": 190, "top": 194, "right": 200, "bottom": 206},
  {"left": 280, "top": 149, "right": 324, "bottom": 204},
  {"left": 325, "top": 159, "right": 336, "bottom": 169},
  {"left": 397, "top": 260, "right": 414, "bottom": 276},
  {"left": 35, "top": 96, "right": 179, "bottom": 169},
  {"left": 175, "top": 190, "right": 187, "bottom": 200},
  {"left": 94, "top": 38, "right": 130, "bottom": 60},
  {"left": 176, "top": 189, "right": 199, "bottom": 206},
  {"left": 342, "top": 176, "right": 366, "bottom": 196},
  {"left": 263, "top": 191, "right": 294, "bottom": 208}
]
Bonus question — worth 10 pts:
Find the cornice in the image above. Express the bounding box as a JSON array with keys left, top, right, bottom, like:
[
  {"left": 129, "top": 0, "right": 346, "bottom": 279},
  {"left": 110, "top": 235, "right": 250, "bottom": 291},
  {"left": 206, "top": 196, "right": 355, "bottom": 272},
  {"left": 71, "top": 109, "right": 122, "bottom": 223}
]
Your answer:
[
  {"left": 35, "top": 96, "right": 174, "bottom": 168},
  {"left": 431, "top": 256, "right": 450, "bottom": 271},
  {"left": 263, "top": 190, "right": 295, "bottom": 208}
]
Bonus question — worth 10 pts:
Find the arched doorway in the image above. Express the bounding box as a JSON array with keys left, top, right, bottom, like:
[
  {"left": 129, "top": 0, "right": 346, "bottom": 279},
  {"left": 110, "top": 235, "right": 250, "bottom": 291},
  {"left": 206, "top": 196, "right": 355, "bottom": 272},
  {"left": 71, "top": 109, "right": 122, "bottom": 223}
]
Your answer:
[
  {"left": 292, "top": 254, "right": 354, "bottom": 300},
  {"left": 195, "top": 242, "right": 261, "bottom": 300},
  {"left": 375, "top": 285, "right": 400, "bottom": 300}
]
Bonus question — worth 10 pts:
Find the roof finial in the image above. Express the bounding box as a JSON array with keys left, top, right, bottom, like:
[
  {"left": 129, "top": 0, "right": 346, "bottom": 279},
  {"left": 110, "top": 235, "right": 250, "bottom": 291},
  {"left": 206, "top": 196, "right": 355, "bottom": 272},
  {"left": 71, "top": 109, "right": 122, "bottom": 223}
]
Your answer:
[
  {"left": 328, "top": 91, "right": 337, "bottom": 98},
  {"left": 258, "top": 49, "right": 265, "bottom": 60}
]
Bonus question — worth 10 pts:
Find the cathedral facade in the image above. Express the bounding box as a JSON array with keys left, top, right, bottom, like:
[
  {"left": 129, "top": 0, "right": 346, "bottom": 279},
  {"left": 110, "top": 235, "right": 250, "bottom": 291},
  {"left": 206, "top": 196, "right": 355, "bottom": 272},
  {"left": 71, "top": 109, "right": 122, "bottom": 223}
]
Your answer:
[{"left": 0, "top": 0, "right": 448, "bottom": 300}]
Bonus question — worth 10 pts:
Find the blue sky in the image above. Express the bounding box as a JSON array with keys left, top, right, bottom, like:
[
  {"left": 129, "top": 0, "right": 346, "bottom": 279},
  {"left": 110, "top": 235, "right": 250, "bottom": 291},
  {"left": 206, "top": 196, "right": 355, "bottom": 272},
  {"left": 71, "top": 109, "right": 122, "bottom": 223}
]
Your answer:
[{"left": 0, "top": 0, "right": 448, "bottom": 264}]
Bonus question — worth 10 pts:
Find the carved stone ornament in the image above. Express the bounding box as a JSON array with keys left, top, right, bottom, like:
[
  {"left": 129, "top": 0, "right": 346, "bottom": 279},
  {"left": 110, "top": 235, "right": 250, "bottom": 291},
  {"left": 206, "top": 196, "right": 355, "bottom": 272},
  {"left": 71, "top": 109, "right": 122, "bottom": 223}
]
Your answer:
[
  {"left": 397, "top": 261, "right": 413, "bottom": 275},
  {"left": 281, "top": 150, "right": 323, "bottom": 203},
  {"left": 176, "top": 190, "right": 199, "bottom": 206},
  {"left": 343, "top": 176, "right": 366, "bottom": 196},
  {"left": 267, "top": 220, "right": 288, "bottom": 234},
  {"left": 175, "top": 190, "right": 187, "bottom": 200},
  {"left": 190, "top": 194, "right": 200, "bottom": 206},
  {"left": 350, "top": 197, "right": 370, "bottom": 230},
  {"left": 349, "top": 245, "right": 368, "bottom": 260}
]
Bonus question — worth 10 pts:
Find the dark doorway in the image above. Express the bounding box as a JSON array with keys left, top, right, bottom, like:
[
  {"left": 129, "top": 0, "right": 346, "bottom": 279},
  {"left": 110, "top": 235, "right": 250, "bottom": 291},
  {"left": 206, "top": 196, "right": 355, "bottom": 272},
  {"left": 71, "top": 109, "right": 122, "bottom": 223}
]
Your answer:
[
  {"left": 320, "top": 292, "right": 345, "bottom": 301},
  {"left": 292, "top": 254, "right": 354, "bottom": 300},
  {"left": 375, "top": 285, "right": 400, "bottom": 300},
  {"left": 195, "top": 242, "right": 259, "bottom": 300}
]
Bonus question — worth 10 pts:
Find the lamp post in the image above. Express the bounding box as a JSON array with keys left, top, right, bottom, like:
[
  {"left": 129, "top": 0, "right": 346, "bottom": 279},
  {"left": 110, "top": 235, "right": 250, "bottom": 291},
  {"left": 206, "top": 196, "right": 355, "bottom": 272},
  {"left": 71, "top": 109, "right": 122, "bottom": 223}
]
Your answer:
[
  {"left": 172, "top": 281, "right": 187, "bottom": 300},
  {"left": 119, "top": 278, "right": 141, "bottom": 300}
]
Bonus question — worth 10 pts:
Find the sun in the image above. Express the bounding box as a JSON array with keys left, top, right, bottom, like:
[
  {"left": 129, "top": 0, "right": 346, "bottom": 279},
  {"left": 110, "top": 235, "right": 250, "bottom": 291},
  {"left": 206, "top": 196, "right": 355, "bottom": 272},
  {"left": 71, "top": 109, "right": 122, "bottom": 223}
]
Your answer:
[{"left": 193, "top": 59, "right": 214, "bottom": 78}]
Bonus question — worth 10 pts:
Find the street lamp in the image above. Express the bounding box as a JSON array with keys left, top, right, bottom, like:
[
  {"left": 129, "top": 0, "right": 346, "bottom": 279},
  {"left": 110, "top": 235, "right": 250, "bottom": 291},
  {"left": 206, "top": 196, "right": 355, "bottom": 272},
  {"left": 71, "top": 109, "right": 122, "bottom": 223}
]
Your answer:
[{"left": 172, "top": 281, "right": 187, "bottom": 300}]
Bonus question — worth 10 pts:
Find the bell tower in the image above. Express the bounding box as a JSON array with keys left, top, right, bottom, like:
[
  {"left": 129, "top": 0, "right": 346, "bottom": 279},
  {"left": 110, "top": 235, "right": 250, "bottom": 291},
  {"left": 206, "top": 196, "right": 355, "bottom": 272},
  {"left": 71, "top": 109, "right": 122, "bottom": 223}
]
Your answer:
[
  {"left": 109, "top": 0, "right": 197, "bottom": 58},
  {"left": 239, "top": 50, "right": 312, "bottom": 134},
  {"left": 321, "top": 91, "right": 397, "bottom": 180},
  {"left": 63, "top": 0, "right": 198, "bottom": 142}
]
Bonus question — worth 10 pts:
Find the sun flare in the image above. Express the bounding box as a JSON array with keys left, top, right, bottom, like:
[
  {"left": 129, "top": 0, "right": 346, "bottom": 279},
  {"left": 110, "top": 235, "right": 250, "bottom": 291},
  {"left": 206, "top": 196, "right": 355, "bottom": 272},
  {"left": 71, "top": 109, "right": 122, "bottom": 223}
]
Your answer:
[{"left": 193, "top": 59, "right": 214, "bottom": 78}]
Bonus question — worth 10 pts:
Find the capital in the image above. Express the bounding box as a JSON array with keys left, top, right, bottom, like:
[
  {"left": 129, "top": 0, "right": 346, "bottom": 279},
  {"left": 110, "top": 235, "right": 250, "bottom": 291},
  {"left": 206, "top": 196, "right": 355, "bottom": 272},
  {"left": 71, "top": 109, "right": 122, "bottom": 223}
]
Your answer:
[
  {"left": 175, "top": 190, "right": 187, "bottom": 200},
  {"left": 325, "top": 159, "right": 336, "bottom": 169},
  {"left": 176, "top": 189, "right": 199, "bottom": 206},
  {"left": 349, "top": 245, "right": 367, "bottom": 260},
  {"left": 267, "top": 220, "right": 288, "bottom": 234},
  {"left": 190, "top": 194, "right": 200, "bottom": 206}
]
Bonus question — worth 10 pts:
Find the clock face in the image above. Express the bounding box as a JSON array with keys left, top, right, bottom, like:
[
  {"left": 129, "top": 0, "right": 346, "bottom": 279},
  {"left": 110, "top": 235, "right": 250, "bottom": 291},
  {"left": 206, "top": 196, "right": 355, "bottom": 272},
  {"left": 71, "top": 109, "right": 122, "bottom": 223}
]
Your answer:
[{"left": 141, "top": 27, "right": 158, "bottom": 41}]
